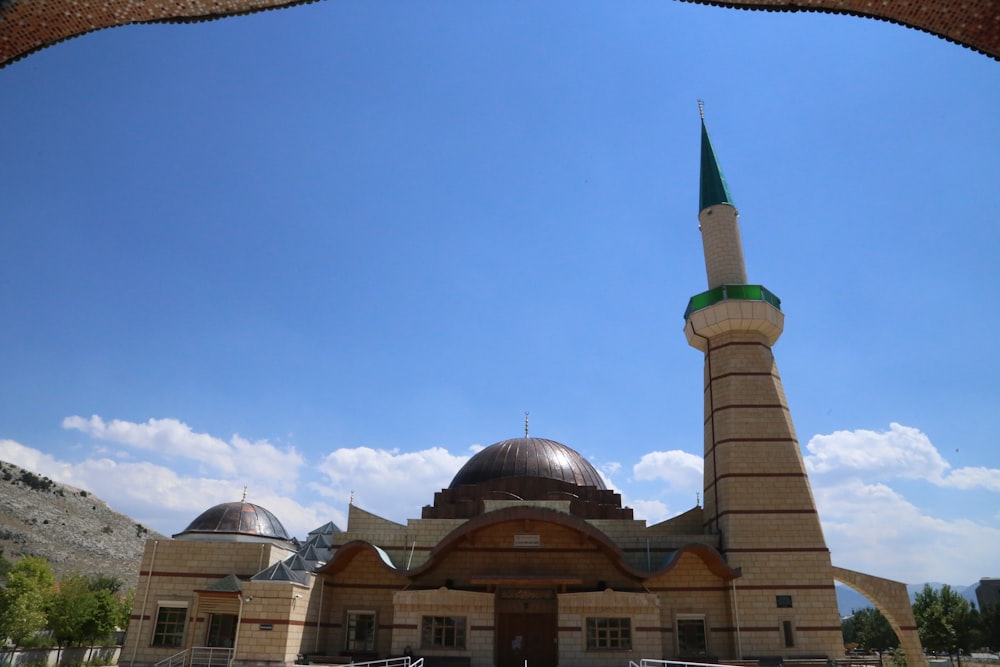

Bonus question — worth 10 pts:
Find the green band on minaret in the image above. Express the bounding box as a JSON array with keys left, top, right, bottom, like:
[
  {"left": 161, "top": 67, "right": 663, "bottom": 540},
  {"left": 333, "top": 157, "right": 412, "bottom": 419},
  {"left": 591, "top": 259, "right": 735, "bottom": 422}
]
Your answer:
[{"left": 699, "top": 119, "right": 733, "bottom": 211}]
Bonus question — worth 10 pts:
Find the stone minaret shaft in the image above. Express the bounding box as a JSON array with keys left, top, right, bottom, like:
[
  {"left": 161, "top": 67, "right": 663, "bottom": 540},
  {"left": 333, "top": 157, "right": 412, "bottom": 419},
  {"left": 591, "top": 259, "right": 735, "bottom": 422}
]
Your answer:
[{"left": 684, "top": 115, "right": 842, "bottom": 658}]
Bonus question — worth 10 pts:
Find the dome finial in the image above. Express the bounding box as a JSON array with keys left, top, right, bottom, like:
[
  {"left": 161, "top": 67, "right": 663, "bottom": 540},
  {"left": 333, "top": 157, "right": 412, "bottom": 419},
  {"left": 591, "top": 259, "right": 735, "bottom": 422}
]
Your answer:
[
  {"left": 241, "top": 485, "right": 247, "bottom": 503},
  {"left": 524, "top": 411, "right": 529, "bottom": 437}
]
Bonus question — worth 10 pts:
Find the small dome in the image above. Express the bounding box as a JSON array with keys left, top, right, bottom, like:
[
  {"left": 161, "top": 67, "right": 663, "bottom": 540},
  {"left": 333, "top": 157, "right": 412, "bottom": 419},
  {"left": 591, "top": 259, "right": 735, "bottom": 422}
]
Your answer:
[
  {"left": 175, "top": 501, "right": 291, "bottom": 541},
  {"left": 450, "top": 437, "right": 606, "bottom": 490}
]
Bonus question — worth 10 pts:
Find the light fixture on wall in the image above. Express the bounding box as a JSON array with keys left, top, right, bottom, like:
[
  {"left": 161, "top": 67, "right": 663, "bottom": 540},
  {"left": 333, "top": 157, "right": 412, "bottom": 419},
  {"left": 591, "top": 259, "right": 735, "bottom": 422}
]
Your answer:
[{"left": 244, "top": 595, "right": 254, "bottom": 602}]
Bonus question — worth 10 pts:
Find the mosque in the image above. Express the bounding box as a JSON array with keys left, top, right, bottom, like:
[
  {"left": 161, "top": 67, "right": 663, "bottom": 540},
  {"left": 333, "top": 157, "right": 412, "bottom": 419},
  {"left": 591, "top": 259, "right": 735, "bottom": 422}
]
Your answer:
[{"left": 121, "top": 118, "right": 924, "bottom": 667}]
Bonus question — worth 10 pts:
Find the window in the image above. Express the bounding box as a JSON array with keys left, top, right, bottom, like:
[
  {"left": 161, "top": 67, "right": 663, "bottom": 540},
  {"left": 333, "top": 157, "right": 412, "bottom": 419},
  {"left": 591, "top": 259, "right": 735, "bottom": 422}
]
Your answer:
[
  {"left": 152, "top": 604, "right": 187, "bottom": 647},
  {"left": 776, "top": 595, "right": 793, "bottom": 608},
  {"left": 586, "top": 618, "right": 632, "bottom": 650},
  {"left": 676, "top": 617, "right": 707, "bottom": 656},
  {"left": 346, "top": 612, "right": 376, "bottom": 652},
  {"left": 421, "top": 616, "right": 466, "bottom": 649},
  {"left": 782, "top": 620, "right": 795, "bottom": 648}
]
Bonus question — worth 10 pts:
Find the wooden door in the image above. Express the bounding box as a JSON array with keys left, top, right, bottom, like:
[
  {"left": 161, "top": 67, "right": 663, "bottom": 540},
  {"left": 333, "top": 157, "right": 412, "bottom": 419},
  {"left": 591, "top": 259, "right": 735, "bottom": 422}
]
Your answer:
[{"left": 497, "top": 611, "right": 557, "bottom": 667}]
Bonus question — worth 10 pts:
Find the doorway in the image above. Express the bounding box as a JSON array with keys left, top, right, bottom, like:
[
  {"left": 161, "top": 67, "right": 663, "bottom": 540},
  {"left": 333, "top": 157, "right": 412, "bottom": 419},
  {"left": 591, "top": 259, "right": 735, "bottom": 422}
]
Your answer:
[
  {"left": 495, "top": 589, "right": 557, "bottom": 667},
  {"left": 205, "top": 613, "right": 238, "bottom": 648}
]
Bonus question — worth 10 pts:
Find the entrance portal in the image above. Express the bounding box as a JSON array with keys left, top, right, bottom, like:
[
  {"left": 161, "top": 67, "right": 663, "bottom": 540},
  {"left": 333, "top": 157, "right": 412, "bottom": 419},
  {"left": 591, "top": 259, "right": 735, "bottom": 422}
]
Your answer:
[{"left": 495, "top": 589, "right": 557, "bottom": 667}]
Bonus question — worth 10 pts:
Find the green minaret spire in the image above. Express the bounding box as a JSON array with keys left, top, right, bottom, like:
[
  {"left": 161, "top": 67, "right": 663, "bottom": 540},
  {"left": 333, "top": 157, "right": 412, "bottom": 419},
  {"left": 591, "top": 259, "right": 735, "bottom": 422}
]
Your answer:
[{"left": 699, "top": 103, "right": 733, "bottom": 212}]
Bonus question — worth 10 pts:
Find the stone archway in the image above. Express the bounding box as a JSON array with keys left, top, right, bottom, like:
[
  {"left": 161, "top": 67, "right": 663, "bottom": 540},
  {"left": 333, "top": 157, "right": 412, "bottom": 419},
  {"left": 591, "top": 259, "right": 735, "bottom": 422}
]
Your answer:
[{"left": 833, "top": 566, "right": 927, "bottom": 667}]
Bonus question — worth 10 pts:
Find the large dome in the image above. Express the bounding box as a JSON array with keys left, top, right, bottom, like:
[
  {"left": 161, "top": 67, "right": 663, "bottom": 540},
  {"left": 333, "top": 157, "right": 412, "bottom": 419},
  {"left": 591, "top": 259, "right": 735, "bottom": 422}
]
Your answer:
[
  {"left": 450, "top": 437, "right": 606, "bottom": 490},
  {"left": 175, "top": 501, "right": 291, "bottom": 541}
]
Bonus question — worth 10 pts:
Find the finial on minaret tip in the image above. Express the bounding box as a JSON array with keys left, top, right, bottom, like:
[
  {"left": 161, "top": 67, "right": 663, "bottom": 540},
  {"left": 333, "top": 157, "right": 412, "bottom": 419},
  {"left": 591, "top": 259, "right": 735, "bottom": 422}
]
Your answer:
[
  {"left": 242, "top": 485, "right": 247, "bottom": 503},
  {"left": 524, "top": 411, "right": 530, "bottom": 437},
  {"left": 349, "top": 490, "right": 355, "bottom": 505},
  {"left": 697, "top": 99, "right": 705, "bottom": 120}
]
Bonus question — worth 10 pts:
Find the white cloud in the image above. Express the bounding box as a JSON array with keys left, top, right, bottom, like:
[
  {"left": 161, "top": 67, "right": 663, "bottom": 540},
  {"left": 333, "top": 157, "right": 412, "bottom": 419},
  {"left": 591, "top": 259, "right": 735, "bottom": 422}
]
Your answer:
[
  {"left": 629, "top": 498, "right": 670, "bottom": 525},
  {"left": 816, "top": 479, "right": 999, "bottom": 585},
  {"left": 939, "top": 465, "right": 1000, "bottom": 492},
  {"left": 802, "top": 423, "right": 1000, "bottom": 584},
  {"left": 0, "top": 439, "right": 76, "bottom": 483},
  {"left": 805, "top": 423, "right": 948, "bottom": 480},
  {"left": 63, "top": 415, "right": 304, "bottom": 489},
  {"left": 805, "top": 422, "right": 1000, "bottom": 491},
  {"left": 317, "top": 446, "right": 469, "bottom": 523},
  {"left": 632, "top": 449, "right": 703, "bottom": 491},
  {"left": 1, "top": 427, "right": 328, "bottom": 540}
]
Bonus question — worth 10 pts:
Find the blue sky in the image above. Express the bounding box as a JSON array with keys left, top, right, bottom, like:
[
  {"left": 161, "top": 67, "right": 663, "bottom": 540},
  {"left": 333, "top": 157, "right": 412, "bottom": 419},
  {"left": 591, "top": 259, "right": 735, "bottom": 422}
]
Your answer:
[{"left": 1, "top": 1, "right": 998, "bottom": 588}]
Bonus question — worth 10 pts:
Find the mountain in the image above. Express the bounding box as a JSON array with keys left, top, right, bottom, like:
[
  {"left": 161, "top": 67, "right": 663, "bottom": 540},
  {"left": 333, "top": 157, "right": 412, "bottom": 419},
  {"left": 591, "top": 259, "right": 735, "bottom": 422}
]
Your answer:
[{"left": 0, "top": 460, "right": 163, "bottom": 591}]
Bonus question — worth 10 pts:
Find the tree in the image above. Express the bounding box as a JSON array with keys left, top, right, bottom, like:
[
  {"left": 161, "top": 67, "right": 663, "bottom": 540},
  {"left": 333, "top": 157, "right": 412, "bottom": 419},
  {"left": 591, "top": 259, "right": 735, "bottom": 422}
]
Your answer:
[
  {"left": 977, "top": 603, "right": 1000, "bottom": 652},
  {"left": 912, "top": 584, "right": 972, "bottom": 654},
  {"left": 47, "top": 574, "right": 97, "bottom": 648},
  {"left": 842, "top": 607, "right": 898, "bottom": 651},
  {"left": 47, "top": 574, "right": 130, "bottom": 649},
  {"left": 0, "top": 556, "right": 55, "bottom": 660}
]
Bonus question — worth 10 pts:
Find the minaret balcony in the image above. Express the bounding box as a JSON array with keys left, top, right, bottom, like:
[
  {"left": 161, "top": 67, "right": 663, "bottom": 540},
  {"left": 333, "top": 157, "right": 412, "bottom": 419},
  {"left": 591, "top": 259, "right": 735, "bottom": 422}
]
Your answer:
[
  {"left": 683, "top": 285, "right": 784, "bottom": 351},
  {"left": 684, "top": 284, "right": 781, "bottom": 319}
]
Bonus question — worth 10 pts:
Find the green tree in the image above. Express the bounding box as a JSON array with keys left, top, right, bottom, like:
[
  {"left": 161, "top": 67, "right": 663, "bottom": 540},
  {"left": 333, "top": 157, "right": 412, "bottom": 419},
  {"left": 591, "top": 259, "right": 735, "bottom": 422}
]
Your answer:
[
  {"left": 87, "top": 575, "right": 124, "bottom": 596},
  {"left": 912, "top": 584, "right": 972, "bottom": 654},
  {"left": 47, "top": 574, "right": 130, "bottom": 649},
  {"left": 47, "top": 574, "right": 97, "bottom": 647},
  {"left": 86, "top": 576, "right": 132, "bottom": 644},
  {"left": 978, "top": 603, "right": 1000, "bottom": 652},
  {"left": 0, "top": 556, "right": 56, "bottom": 660},
  {"left": 842, "top": 607, "right": 898, "bottom": 651},
  {"left": 83, "top": 589, "right": 121, "bottom": 644}
]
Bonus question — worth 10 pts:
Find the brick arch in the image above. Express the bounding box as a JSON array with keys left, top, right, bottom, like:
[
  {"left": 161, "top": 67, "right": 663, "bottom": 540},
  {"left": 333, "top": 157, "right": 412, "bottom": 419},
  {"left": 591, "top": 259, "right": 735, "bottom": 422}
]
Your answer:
[
  {"left": 1, "top": 0, "right": 998, "bottom": 68},
  {"left": 833, "top": 565, "right": 927, "bottom": 667}
]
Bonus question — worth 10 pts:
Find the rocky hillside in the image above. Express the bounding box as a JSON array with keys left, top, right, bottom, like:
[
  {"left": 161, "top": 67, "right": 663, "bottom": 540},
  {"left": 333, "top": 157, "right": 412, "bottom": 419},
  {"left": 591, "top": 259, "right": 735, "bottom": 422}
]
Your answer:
[{"left": 0, "top": 460, "right": 164, "bottom": 591}]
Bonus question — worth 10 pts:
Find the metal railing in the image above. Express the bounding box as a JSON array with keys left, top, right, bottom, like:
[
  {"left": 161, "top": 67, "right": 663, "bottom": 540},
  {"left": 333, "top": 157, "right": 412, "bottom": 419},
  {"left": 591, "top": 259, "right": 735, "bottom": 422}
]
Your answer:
[
  {"left": 630, "top": 661, "right": 762, "bottom": 667},
  {"left": 338, "top": 658, "right": 422, "bottom": 667},
  {"left": 683, "top": 284, "right": 782, "bottom": 320},
  {"left": 155, "top": 649, "right": 188, "bottom": 667},
  {"left": 158, "top": 650, "right": 421, "bottom": 667}
]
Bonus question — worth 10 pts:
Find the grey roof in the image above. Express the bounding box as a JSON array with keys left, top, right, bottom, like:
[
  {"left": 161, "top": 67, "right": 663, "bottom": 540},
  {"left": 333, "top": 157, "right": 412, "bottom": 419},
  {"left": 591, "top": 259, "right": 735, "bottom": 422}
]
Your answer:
[
  {"left": 251, "top": 560, "right": 309, "bottom": 585},
  {"left": 308, "top": 521, "right": 342, "bottom": 535},
  {"left": 303, "top": 532, "right": 334, "bottom": 549},
  {"left": 297, "top": 543, "right": 328, "bottom": 567},
  {"left": 283, "top": 553, "right": 312, "bottom": 572},
  {"left": 204, "top": 573, "right": 243, "bottom": 593}
]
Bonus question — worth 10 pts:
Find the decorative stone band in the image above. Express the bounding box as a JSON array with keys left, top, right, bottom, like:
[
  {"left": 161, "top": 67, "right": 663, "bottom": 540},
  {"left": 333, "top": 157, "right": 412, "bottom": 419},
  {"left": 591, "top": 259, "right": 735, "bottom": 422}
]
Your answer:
[{"left": 684, "top": 288, "right": 784, "bottom": 350}]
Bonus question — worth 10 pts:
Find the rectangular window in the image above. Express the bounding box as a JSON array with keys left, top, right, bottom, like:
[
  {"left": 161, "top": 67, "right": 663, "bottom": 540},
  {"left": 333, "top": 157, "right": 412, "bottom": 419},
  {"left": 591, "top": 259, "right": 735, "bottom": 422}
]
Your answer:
[
  {"left": 677, "top": 617, "right": 707, "bottom": 656},
  {"left": 152, "top": 605, "right": 187, "bottom": 647},
  {"left": 776, "top": 595, "right": 793, "bottom": 608},
  {"left": 346, "top": 612, "right": 376, "bottom": 652},
  {"left": 421, "top": 616, "right": 466, "bottom": 650},
  {"left": 783, "top": 620, "right": 795, "bottom": 648},
  {"left": 586, "top": 617, "right": 632, "bottom": 650}
]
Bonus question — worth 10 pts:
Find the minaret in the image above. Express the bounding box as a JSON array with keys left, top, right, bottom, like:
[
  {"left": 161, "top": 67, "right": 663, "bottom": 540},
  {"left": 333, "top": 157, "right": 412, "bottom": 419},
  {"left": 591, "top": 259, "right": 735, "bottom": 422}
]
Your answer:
[{"left": 684, "top": 108, "right": 843, "bottom": 659}]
